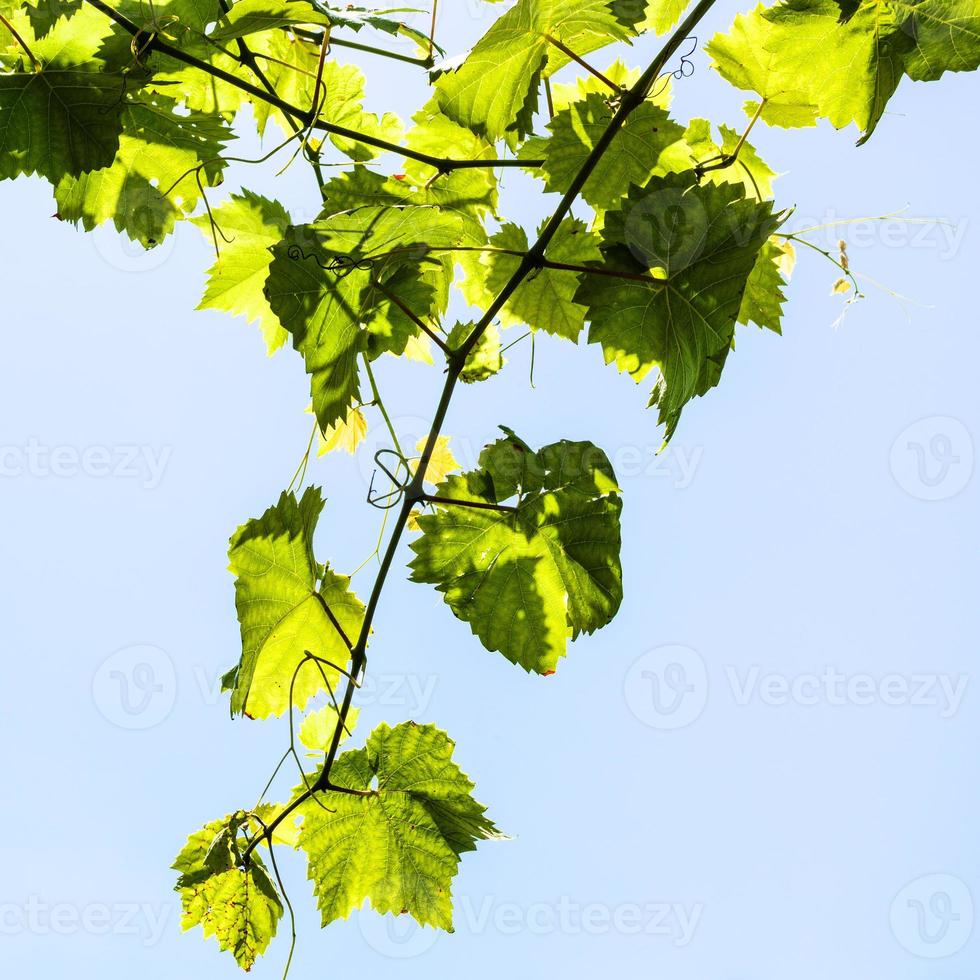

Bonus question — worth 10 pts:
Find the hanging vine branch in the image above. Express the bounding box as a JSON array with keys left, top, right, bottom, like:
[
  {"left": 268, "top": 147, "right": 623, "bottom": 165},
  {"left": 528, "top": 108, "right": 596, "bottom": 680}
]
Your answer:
[{"left": 1, "top": 0, "right": 976, "bottom": 973}]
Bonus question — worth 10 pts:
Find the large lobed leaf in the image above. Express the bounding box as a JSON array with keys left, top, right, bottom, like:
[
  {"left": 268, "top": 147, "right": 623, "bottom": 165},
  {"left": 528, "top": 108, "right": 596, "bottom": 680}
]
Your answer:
[
  {"left": 434, "top": 0, "right": 636, "bottom": 144},
  {"left": 0, "top": 69, "right": 127, "bottom": 182},
  {"left": 55, "top": 93, "right": 231, "bottom": 247},
  {"left": 298, "top": 720, "right": 502, "bottom": 930},
  {"left": 576, "top": 171, "right": 783, "bottom": 441},
  {"left": 225, "top": 486, "right": 363, "bottom": 719},
  {"left": 409, "top": 428, "right": 623, "bottom": 674},
  {"left": 708, "top": 1, "right": 980, "bottom": 143},
  {"left": 265, "top": 203, "right": 484, "bottom": 430}
]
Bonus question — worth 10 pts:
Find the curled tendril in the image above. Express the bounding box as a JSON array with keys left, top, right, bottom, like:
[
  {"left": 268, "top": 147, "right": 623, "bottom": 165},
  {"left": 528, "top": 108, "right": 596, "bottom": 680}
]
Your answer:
[
  {"left": 647, "top": 35, "right": 698, "bottom": 102},
  {"left": 367, "top": 448, "right": 412, "bottom": 510},
  {"left": 286, "top": 245, "right": 376, "bottom": 278}
]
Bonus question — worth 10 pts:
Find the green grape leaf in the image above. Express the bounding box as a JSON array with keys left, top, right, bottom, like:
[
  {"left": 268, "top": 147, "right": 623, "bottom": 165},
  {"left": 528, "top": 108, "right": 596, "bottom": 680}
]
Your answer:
[
  {"left": 460, "top": 218, "right": 602, "bottom": 340},
  {"left": 25, "top": 0, "right": 81, "bottom": 39},
  {"left": 209, "top": 0, "right": 420, "bottom": 41},
  {"left": 8, "top": 1, "right": 115, "bottom": 68},
  {"left": 709, "top": 1, "right": 980, "bottom": 143},
  {"left": 94, "top": 0, "right": 246, "bottom": 117},
  {"left": 0, "top": 69, "right": 128, "bottom": 182},
  {"left": 209, "top": 0, "right": 331, "bottom": 40},
  {"left": 738, "top": 238, "right": 795, "bottom": 334},
  {"left": 683, "top": 118, "right": 778, "bottom": 201},
  {"left": 319, "top": 163, "right": 489, "bottom": 239},
  {"left": 299, "top": 703, "right": 359, "bottom": 754},
  {"left": 266, "top": 204, "right": 482, "bottom": 430},
  {"left": 298, "top": 721, "right": 501, "bottom": 930},
  {"left": 315, "top": 1, "right": 434, "bottom": 43},
  {"left": 54, "top": 94, "right": 230, "bottom": 247},
  {"left": 522, "top": 94, "right": 689, "bottom": 212},
  {"left": 226, "top": 486, "right": 363, "bottom": 719},
  {"left": 612, "top": 0, "right": 688, "bottom": 34},
  {"left": 434, "top": 0, "right": 634, "bottom": 143},
  {"left": 313, "top": 60, "right": 403, "bottom": 161},
  {"left": 193, "top": 190, "right": 292, "bottom": 354},
  {"left": 706, "top": 7, "right": 819, "bottom": 129},
  {"left": 249, "top": 33, "right": 401, "bottom": 156},
  {"left": 577, "top": 172, "right": 782, "bottom": 441},
  {"left": 173, "top": 813, "right": 283, "bottom": 971},
  {"left": 548, "top": 57, "right": 642, "bottom": 110},
  {"left": 447, "top": 321, "right": 505, "bottom": 383},
  {"left": 409, "top": 430, "right": 623, "bottom": 674},
  {"left": 399, "top": 100, "right": 500, "bottom": 217}
]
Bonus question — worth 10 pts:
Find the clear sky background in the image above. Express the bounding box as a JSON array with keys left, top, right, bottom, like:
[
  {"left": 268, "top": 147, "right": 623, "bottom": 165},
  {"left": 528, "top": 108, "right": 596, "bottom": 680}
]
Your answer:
[{"left": 1, "top": 2, "right": 978, "bottom": 977}]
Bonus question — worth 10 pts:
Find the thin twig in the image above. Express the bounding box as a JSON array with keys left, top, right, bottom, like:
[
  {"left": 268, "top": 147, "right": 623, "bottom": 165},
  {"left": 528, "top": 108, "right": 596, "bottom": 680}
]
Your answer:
[
  {"left": 694, "top": 99, "right": 767, "bottom": 179},
  {"left": 363, "top": 355, "right": 405, "bottom": 459},
  {"left": 293, "top": 26, "right": 435, "bottom": 68},
  {"left": 370, "top": 279, "right": 451, "bottom": 355},
  {"left": 421, "top": 494, "right": 517, "bottom": 514},
  {"left": 0, "top": 12, "right": 38, "bottom": 69},
  {"left": 428, "top": 0, "right": 439, "bottom": 62},
  {"left": 543, "top": 33, "right": 620, "bottom": 92}
]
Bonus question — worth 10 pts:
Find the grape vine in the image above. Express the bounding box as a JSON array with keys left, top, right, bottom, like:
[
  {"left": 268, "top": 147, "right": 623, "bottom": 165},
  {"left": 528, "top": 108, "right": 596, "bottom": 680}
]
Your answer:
[{"left": 2, "top": 0, "right": 977, "bottom": 971}]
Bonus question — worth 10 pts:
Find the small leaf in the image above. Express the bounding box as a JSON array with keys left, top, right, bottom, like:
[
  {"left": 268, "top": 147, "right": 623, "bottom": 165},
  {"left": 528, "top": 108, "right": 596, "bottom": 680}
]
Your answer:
[
  {"left": 299, "top": 703, "right": 360, "bottom": 754},
  {"left": 447, "top": 322, "right": 505, "bottom": 383},
  {"left": 413, "top": 435, "right": 460, "bottom": 486},
  {"left": 739, "top": 238, "right": 793, "bottom": 334},
  {"left": 193, "top": 190, "right": 292, "bottom": 354},
  {"left": 317, "top": 404, "right": 368, "bottom": 457},
  {"left": 173, "top": 813, "right": 283, "bottom": 971},
  {"left": 0, "top": 69, "right": 128, "bottom": 182}
]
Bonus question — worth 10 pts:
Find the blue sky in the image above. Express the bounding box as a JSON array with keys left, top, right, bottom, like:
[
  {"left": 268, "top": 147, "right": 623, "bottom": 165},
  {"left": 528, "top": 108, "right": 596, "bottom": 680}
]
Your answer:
[{"left": 1, "top": 3, "right": 978, "bottom": 978}]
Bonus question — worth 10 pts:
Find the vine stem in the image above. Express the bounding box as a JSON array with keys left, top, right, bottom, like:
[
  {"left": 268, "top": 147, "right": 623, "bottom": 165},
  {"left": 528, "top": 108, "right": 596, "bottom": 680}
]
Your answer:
[
  {"left": 428, "top": 0, "right": 439, "bottom": 62},
  {"left": 81, "top": 0, "right": 542, "bottom": 173},
  {"left": 370, "top": 279, "right": 451, "bottom": 354},
  {"left": 543, "top": 33, "right": 620, "bottom": 92},
  {"left": 297, "top": 30, "right": 435, "bottom": 68},
  {"left": 240, "top": 0, "right": 720, "bottom": 863},
  {"left": 694, "top": 98, "right": 767, "bottom": 178},
  {"left": 0, "top": 12, "right": 38, "bottom": 68},
  {"left": 779, "top": 233, "right": 863, "bottom": 296},
  {"left": 363, "top": 354, "right": 404, "bottom": 458}
]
